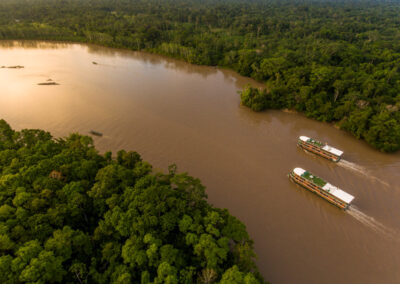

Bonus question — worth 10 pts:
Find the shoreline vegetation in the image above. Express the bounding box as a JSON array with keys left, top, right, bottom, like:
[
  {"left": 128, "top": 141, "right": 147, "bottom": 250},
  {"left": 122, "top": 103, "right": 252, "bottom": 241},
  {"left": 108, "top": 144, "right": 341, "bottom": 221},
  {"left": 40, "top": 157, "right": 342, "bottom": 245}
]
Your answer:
[
  {"left": 0, "top": 0, "right": 399, "bottom": 152},
  {"left": 0, "top": 119, "right": 266, "bottom": 283}
]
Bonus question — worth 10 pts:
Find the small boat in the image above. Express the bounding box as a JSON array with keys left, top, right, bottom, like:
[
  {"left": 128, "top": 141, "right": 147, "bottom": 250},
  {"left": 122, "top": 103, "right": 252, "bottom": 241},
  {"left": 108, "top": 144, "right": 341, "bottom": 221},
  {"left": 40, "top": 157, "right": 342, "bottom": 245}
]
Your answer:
[
  {"left": 298, "top": 136, "right": 343, "bottom": 162},
  {"left": 1, "top": 65, "right": 24, "bottom": 69},
  {"left": 37, "top": 82, "right": 59, "bottom": 85},
  {"left": 89, "top": 130, "right": 103, "bottom": 137},
  {"left": 289, "top": 167, "right": 354, "bottom": 209}
]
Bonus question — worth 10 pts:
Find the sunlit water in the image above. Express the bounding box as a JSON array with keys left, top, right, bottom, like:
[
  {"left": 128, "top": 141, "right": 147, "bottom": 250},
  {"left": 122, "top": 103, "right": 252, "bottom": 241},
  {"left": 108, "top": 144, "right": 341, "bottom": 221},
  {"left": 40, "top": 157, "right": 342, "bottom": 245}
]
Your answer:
[{"left": 1, "top": 41, "right": 400, "bottom": 284}]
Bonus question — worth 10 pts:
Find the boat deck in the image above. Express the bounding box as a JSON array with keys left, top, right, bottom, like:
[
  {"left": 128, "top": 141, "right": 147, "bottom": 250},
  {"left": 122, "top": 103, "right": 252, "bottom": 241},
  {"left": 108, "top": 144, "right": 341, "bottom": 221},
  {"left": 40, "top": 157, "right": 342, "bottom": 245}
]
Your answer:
[
  {"left": 291, "top": 167, "right": 354, "bottom": 208},
  {"left": 298, "top": 136, "right": 343, "bottom": 162}
]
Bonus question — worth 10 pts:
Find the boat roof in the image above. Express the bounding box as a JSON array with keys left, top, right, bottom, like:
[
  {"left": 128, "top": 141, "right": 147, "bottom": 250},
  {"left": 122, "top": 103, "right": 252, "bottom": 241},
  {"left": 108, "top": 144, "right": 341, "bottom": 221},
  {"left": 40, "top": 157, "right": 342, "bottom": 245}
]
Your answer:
[
  {"left": 294, "top": 167, "right": 306, "bottom": 176},
  {"left": 299, "top": 136, "right": 309, "bottom": 142},
  {"left": 322, "top": 183, "right": 354, "bottom": 204},
  {"left": 299, "top": 135, "right": 343, "bottom": 157},
  {"left": 292, "top": 167, "right": 354, "bottom": 204},
  {"left": 322, "top": 145, "right": 343, "bottom": 157}
]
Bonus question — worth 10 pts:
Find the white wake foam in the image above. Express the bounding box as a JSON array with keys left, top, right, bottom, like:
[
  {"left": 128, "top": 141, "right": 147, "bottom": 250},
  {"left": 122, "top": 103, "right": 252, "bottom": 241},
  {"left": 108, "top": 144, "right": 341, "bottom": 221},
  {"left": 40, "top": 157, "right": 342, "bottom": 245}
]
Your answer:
[
  {"left": 338, "top": 159, "right": 390, "bottom": 187},
  {"left": 338, "top": 159, "right": 366, "bottom": 174},
  {"left": 347, "top": 206, "right": 395, "bottom": 238}
]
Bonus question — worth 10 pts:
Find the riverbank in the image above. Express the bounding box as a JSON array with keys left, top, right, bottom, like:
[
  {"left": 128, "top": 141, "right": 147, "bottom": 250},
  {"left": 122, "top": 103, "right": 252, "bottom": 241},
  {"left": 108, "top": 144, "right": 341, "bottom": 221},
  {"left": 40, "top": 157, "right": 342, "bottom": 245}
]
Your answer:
[
  {"left": 0, "top": 119, "right": 265, "bottom": 283},
  {"left": 1, "top": 42, "right": 400, "bottom": 283},
  {"left": 1, "top": 0, "right": 400, "bottom": 152}
]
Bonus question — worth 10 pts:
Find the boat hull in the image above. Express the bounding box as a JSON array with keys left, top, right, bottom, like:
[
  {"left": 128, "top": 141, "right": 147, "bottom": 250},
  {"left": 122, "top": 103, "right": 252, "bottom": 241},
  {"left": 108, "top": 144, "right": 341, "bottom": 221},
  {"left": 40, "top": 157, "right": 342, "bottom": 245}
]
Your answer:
[
  {"left": 289, "top": 172, "right": 349, "bottom": 210},
  {"left": 298, "top": 140, "right": 341, "bottom": 162}
]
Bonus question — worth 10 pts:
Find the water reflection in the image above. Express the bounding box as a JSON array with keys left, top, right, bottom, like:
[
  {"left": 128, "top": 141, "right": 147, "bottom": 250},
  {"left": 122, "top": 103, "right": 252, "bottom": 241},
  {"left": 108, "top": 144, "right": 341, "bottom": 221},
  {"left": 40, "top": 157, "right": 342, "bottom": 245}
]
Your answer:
[
  {"left": 0, "top": 40, "right": 263, "bottom": 89},
  {"left": 0, "top": 40, "right": 70, "bottom": 49},
  {"left": 87, "top": 43, "right": 220, "bottom": 78},
  {"left": 1, "top": 41, "right": 400, "bottom": 284}
]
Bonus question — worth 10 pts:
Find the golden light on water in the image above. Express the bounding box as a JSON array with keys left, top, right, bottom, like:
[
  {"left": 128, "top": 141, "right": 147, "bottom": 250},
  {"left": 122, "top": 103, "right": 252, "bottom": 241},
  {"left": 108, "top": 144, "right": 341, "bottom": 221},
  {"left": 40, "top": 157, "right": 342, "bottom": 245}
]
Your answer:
[{"left": 1, "top": 40, "right": 400, "bottom": 284}]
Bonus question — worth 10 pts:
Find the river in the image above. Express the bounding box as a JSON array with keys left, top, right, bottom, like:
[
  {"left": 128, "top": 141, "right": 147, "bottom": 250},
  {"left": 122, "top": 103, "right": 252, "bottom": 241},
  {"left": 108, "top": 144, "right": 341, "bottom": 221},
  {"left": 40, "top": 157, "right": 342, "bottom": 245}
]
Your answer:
[{"left": 1, "top": 41, "right": 399, "bottom": 284}]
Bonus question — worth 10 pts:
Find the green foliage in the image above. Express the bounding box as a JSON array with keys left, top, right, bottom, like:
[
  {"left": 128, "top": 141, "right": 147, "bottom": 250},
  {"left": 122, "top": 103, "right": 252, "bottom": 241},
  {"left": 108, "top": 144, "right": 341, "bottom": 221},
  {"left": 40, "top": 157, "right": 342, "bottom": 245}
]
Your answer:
[
  {"left": 241, "top": 86, "right": 269, "bottom": 112},
  {"left": 0, "top": 121, "right": 265, "bottom": 283},
  {"left": 364, "top": 111, "right": 400, "bottom": 152},
  {"left": 0, "top": 1, "right": 399, "bottom": 151}
]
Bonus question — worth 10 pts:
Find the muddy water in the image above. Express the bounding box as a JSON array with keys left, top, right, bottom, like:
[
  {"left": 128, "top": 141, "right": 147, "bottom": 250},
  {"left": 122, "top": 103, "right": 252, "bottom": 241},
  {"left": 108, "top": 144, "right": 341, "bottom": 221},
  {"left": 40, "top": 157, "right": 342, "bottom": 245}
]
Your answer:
[{"left": 1, "top": 41, "right": 400, "bottom": 284}]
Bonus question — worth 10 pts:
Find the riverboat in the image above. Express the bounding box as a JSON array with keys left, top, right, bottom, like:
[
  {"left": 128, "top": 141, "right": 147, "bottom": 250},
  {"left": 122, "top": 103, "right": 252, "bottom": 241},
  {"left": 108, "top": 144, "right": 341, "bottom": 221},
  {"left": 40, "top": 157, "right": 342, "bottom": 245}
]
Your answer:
[
  {"left": 298, "top": 136, "right": 343, "bottom": 162},
  {"left": 289, "top": 167, "right": 354, "bottom": 209}
]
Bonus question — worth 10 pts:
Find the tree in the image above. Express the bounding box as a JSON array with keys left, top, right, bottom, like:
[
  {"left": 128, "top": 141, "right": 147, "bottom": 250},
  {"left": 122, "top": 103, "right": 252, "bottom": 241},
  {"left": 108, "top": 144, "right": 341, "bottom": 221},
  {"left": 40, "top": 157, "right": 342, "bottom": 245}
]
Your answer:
[
  {"left": 0, "top": 122, "right": 265, "bottom": 283},
  {"left": 364, "top": 112, "right": 400, "bottom": 152}
]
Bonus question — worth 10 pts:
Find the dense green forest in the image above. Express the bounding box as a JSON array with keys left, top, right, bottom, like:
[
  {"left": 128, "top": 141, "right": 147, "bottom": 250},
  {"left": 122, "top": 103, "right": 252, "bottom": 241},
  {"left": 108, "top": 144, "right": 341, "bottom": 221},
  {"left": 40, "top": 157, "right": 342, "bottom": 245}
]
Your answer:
[
  {"left": 0, "top": 120, "right": 265, "bottom": 283},
  {"left": 0, "top": 0, "right": 399, "bottom": 151}
]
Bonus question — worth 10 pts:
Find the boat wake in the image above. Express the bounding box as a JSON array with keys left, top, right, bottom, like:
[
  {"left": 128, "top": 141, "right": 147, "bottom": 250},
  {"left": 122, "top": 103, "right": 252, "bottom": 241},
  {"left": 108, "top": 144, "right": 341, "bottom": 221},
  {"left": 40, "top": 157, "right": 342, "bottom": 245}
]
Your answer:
[
  {"left": 338, "top": 160, "right": 390, "bottom": 187},
  {"left": 347, "top": 206, "right": 395, "bottom": 238},
  {"left": 337, "top": 159, "right": 365, "bottom": 174}
]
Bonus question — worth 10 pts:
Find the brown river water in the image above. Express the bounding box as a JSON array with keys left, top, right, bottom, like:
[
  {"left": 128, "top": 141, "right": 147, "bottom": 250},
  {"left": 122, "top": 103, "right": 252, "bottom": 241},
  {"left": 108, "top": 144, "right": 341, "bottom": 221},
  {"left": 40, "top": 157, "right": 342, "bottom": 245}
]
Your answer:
[{"left": 1, "top": 41, "right": 400, "bottom": 284}]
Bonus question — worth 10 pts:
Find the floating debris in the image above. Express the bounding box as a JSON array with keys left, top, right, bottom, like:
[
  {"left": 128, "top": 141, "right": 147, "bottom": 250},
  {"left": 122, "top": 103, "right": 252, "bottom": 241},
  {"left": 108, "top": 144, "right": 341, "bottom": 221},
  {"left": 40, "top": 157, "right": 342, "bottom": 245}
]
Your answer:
[
  {"left": 1, "top": 65, "right": 24, "bottom": 69},
  {"left": 38, "top": 78, "right": 59, "bottom": 85},
  {"left": 89, "top": 130, "right": 103, "bottom": 137},
  {"left": 38, "top": 82, "right": 59, "bottom": 85},
  {"left": 92, "top": 61, "right": 98, "bottom": 65}
]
